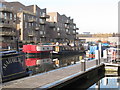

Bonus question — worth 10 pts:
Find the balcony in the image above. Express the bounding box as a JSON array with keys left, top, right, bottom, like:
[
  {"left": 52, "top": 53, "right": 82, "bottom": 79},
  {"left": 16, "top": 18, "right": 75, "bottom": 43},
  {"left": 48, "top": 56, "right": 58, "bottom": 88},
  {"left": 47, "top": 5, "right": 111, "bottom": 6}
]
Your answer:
[
  {"left": 49, "top": 22, "right": 56, "bottom": 28},
  {"left": 0, "top": 23, "right": 16, "bottom": 28},
  {"left": 65, "top": 20, "right": 70, "bottom": 24},
  {"left": 22, "top": 10, "right": 35, "bottom": 16},
  {"left": 0, "top": 31, "right": 16, "bottom": 36},
  {"left": 40, "top": 14, "right": 50, "bottom": 19},
  {"left": 28, "top": 18, "right": 36, "bottom": 23},
  {"left": 0, "top": 7, "right": 13, "bottom": 13},
  {"left": 1, "top": 39, "right": 15, "bottom": 43},
  {"left": 40, "top": 21, "right": 46, "bottom": 25},
  {"left": 28, "top": 32, "right": 34, "bottom": 37},
  {"left": 76, "top": 28, "right": 79, "bottom": 30},
  {"left": 66, "top": 32, "right": 71, "bottom": 35},
  {"left": 65, "top": 25, "right": 69, "bottom": 29},
  {"left": 35, "top": 27, "right": 40, "bottom": 30}
]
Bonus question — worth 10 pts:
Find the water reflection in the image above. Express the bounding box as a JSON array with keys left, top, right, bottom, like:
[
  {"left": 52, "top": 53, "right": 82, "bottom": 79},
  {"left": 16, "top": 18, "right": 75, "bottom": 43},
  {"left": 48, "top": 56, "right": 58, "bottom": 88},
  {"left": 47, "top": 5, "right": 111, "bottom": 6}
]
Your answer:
[
  {"left": 2, "top": 53, "right": 85, "bottom": 82},
  {"left": 88, "top": 77, "right": 120, "bottom": 89},
  {"left": 25, "top": 57, "right": 55, "bottom": 75},
  {"left": 26, "top": 54, "right": 85, "bottom": 75}
]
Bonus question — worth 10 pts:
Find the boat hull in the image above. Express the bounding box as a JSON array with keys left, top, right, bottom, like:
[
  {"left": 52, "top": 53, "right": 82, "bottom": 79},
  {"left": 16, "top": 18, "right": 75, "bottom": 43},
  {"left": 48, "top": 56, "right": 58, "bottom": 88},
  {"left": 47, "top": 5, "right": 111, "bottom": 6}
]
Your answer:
[{"left": 2, "top": 54, "right": 29, "bottom": 82}]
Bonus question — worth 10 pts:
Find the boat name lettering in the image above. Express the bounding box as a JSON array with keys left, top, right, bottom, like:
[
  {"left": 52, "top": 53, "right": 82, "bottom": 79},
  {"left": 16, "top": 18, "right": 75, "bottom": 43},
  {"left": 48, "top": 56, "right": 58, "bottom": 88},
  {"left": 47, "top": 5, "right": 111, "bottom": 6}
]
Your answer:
[{"left": 3, "top": 58, "right": 23, "bottom": 70}]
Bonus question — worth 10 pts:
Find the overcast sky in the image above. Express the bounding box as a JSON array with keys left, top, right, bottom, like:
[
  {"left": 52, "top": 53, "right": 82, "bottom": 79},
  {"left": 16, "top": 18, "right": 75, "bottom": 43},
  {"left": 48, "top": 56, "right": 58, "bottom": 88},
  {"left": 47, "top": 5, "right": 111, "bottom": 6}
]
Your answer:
[{"left": 6, "top": 0, "right": 119, "bottom": 34}]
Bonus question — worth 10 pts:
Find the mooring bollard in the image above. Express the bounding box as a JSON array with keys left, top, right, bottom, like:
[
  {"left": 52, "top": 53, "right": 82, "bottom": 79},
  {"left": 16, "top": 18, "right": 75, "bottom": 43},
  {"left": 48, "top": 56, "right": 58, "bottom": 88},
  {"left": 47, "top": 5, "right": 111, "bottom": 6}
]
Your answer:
[
  {"left": 95, "top": 81, "right": 100, "bottom": 90},
  {"left": 95, "top": 50, "right": 100, "bottom": 65},
  {"left": 118, "top": 66, "right": 120, "bottom": 76},
  {"left": 98, "top": 50, "right": 100, "bottom": 64},
  {"left": 81, "top": 59, "right": 86, "bottom": 71}
]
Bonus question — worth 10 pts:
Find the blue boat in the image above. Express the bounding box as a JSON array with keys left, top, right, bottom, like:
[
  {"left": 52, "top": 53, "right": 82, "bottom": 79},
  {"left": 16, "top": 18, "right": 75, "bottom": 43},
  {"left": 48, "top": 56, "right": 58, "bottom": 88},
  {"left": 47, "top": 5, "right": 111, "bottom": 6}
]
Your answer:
[
  {"left": 0, "top": 49, "right": 23, "bottom": 57},
  {"left": 2, "top": 54, "right": 29, "bottom": 82}
]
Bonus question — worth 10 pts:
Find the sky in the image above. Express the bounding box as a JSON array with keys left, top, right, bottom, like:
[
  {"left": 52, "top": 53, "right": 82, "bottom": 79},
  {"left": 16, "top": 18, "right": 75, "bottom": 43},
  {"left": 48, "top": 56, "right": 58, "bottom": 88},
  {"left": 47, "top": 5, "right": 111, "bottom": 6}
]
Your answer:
[{"left": 6, "top": 0, "right": 119, "bottom": 34}]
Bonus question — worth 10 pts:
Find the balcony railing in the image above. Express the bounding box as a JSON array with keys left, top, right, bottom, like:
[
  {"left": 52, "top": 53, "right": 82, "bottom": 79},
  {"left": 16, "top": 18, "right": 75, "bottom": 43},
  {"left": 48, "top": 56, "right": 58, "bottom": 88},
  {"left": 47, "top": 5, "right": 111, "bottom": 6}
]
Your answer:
[
  {"left": 28, "top": 32, "right": 34, "bottom": 37},
  {"left": 49, "top": 22, "right": 56, "bottom": 28},
  {"left": 65, "top": 20, "right": 70, "bottom": 24},
  {"left": 40, "top": 14, "right": 50, "bottom": 19},
  {"left": 22, "top": 10, "right": 35, "bottom": 16},
  {"left": 28, "top": 18, "right": 36, "bottom": 23},
  {"left": 66, "top": 32, "right": 71, "bottom": 35},
  {"left": 0, "top": 31, "right": 16, "bottom": 36},
  {"left": 76, "top": 28, "right": 79, "bottom": 30},
  {"left": 35, "top": 27, "right": 40, "bottom": 30},
  {"left": 65, "top": 25, "right": 69, "bottom": 29},
  {"left": 0, "top": 7, "right": 13, "bottom": 13},
  {"left": 0, "top": 23, "right": 16, "bottom": 28},
  {"left": 0, "top": 38, "right": 15, "bottom": 43},
  {"left": 40, "top": 21, "right": 46, "bottom": 25}
]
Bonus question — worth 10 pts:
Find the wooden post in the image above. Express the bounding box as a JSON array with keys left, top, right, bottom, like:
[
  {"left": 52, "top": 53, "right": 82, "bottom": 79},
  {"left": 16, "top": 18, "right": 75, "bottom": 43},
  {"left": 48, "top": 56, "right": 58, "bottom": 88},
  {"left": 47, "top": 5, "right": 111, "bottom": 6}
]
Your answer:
[
  {"left": 118, "top": 66, "right": 120, "bottom": 76},
  {"left": 81, "top": 60, "right": 86, "bottom": 71},
  {"left": 98, "top": 50, "right": 100, "bottom": 64},
  {"left": 106, "top": 49, "right": 108, "bottom": 63},
  {"left": 95, "top": 81, "right": 100, "bottom": 90}
]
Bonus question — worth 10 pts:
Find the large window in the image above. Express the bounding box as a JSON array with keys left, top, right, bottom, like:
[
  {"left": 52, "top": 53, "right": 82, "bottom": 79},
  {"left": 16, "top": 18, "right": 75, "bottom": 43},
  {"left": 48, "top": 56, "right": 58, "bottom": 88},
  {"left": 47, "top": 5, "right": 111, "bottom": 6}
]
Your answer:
[
  {"left": 40, "top": 31, "right": 43, "bottom": 35},
  {"left": 10, "top": 13, "right": 12, "bottom": 20},
  {"left": 0, "top": 3, "right": 6, "bottom": 8},
  {"left": 4, "top": 13, "right": 7, "bottom": 19},
  {"left": 25, "top": 22, "right": 27, "bottom": 28},
  {"left": 14, "top": 14, "right": 16, "bottom": 20},
  {"left": 0, "top": 12, "right": 2, "bottom": 18}
]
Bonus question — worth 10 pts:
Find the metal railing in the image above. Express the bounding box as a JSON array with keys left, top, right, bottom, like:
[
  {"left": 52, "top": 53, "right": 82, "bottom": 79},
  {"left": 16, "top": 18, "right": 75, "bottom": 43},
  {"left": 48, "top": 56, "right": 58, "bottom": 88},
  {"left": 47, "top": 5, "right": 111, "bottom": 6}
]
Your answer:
[{"left": 0, "top": 31, "right": 16, "bottom": 36}]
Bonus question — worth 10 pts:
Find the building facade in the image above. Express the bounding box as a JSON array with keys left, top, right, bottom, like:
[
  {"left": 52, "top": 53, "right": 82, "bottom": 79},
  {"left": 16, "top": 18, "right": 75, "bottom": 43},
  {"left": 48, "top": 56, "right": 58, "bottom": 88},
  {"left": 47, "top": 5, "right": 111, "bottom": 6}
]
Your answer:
[
  {"left": 0, "top": 2, "right": 18, "bottom": 49},
  {"left": 47, "top": 12, "right": 79, "bottom": 45},
  {"left": 0, "top": 1, "right": 79, "bottom": 49}
]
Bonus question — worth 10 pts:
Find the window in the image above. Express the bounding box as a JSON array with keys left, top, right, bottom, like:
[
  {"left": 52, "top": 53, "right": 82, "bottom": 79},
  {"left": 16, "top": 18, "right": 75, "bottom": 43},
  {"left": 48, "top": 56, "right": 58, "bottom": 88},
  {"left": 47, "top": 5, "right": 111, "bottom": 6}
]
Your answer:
[
  {"left": 19, "top": 8, "right": 22, "bottom": 11},
  {"left": 44, "top": 31, "right": 46, "bottom": 34},
  {"left": 0, "top": 12, "right": 2, "bottom": 18},
  {"left": 40, "top": 31, "right": 43, "bottom": 35},
  {"left": 24, "top": 14, "right": 25, "bottom": 20},
  {"left": 50, "top": 16, "right": 52, "bottom": 21},
  {"left": 31, "top": 23, "right": 33, "bottom": 27},
  {"left": 66, "top": 29, "right": 68, "bottom": 32},
  {"left": 53, "top": 28, "right": 56, "bottom": 31},
  {"left": 10, "top": 13, "right": 12, "bottom": 20},
  {"left": 29, "top": 23, "right": 31, "bottom": 27},
  {"left": 53, "top": 16, "right": 56, "bottom": 21},
  {"left": 4, "top": 13, "right": 7, "bottom": 19},
  {"left": 41, "top": 25, "right": 44, "bottom": 30},
  {"left": 0, "top": 3, "right": 2, "bottom": 8},
  {"left": 14, "top": 14, "right": 16, "bottom": 20},
  {"left": 58, "top": 33, "right": 60, "bottom": 36},
  {"left": 25, "top": 22, "right": 27, "bottom": 28}
]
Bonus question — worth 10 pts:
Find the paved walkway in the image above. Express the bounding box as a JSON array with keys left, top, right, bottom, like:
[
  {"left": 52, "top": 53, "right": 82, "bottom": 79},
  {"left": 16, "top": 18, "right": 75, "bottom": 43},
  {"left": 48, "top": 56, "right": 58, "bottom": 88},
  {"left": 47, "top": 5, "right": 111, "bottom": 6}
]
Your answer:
[
  {"left": 2, "top": 63, "right": 82, "bottom": 89},
  {"left": 2, "top": 59, "right": 104, "bottom": 89}
]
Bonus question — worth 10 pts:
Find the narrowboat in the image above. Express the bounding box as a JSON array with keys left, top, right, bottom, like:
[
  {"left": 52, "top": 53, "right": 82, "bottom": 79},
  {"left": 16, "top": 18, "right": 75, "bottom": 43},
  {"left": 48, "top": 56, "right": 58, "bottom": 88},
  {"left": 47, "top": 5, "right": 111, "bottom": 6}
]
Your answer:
[
  {"left": 52, "top": 45, "right": 85, "bottom": 56},
  {"left": 2, "top": 54, "right": 29, "bottom": 82},
  {"left": 22, "top": 45, "right": 53, "bottom": 58},
  {"left": 0, "top": 48, "right": 23, "bottom": 57}
]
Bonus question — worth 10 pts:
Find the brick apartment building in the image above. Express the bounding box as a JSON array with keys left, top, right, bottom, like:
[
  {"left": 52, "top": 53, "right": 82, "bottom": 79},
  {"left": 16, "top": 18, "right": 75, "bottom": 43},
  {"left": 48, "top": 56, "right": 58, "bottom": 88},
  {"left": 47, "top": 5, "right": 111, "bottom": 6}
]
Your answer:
[
  {"left": 0, "top": 1, "right": 79, "bottom": 49},
  {"left": 47, "top": 12, "right": 79, "bottom": 45},
  {"left": 0, "top": 1, "right": 18, "bottom": 49}
]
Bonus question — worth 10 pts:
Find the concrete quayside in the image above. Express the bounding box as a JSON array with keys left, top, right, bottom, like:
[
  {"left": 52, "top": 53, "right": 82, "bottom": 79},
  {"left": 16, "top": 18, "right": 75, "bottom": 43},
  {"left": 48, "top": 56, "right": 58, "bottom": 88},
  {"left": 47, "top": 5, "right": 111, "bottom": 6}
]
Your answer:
[{"left": 2, "top": 58, "right": 119, "bottom": 89}]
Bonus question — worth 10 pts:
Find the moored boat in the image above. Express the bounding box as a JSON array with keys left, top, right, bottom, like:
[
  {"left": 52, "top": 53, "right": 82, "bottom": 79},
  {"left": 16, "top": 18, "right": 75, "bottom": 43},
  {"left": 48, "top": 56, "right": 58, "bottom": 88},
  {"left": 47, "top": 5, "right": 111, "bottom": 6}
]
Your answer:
[
  {"left": 0, "top": 49, "right": 23, "bottom": 57},
  {"left": 2, "top": 54, "right": 29, "bottom": 82},
  {"left": 52, "top": 45, "right": 85, "bottom": 56},
  {"left": 22, "top": 44, "right": 53, "bottom": 58}
]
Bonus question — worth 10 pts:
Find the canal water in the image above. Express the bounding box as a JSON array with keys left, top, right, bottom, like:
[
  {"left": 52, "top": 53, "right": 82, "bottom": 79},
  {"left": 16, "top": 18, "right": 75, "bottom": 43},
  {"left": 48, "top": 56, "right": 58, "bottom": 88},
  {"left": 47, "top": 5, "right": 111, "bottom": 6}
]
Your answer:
[
  {"left": 2, "top": 53, "right": 85, "bottom": 82},
  {"left": 2, "top": 53, "right": 120, "bottom": 89},
  {"left": 88, "top": 76, "right": 120, "bottom": 89}
]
